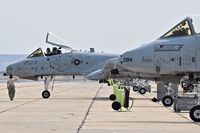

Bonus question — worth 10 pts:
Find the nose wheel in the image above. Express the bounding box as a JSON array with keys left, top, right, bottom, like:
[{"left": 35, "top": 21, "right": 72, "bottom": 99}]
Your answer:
[
  {"left": 42, "top": 76, "right": 55, "bottom": 99},
  {"left": 42, "top": 90, "right": 51, "bottom": 99}
]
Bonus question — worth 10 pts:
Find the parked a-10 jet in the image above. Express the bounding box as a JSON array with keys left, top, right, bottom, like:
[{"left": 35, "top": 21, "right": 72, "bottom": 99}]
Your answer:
[
  {"left": 87, "top": 16, "right": 200, "bottom": 122},
  {"left": 116, "top": 16, "right": 200, "bottom": 122}
]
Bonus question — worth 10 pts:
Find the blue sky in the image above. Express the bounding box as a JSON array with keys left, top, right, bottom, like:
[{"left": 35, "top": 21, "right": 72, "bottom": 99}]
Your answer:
[{"left": 0, "top": 0, "right": 200, "bottom": 54}]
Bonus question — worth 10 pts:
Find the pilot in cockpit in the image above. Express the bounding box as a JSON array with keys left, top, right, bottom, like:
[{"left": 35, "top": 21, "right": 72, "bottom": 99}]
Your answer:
[
  {"left": 57, "top": 47, "right": 62, "bottom": 54},
  {"left": 52, "top": 47, "right": 58, "bottom": 55},
  {"left": 45, "top": 48, "right": 52, "bottom": 56},
  {"left": 44, "top": 47, "right": 62, "bottom": 56},
  {"left": 52, "top": 47, "right": 62, "bottom": 55}
]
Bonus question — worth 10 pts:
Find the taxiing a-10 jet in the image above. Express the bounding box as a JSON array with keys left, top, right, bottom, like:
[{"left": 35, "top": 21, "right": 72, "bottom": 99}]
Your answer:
[{"left": 5, "top": 32, "right": 119, "bottom": 98}]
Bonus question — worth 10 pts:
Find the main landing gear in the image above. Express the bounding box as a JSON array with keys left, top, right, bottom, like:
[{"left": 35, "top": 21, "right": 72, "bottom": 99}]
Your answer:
[
  {"left": 156, "top": 82, "right": 179, "bottom": 107},
  {"left": 190, "top": 105, "right": 200, "bottom": 122},
  {"left": 42, "top": 76, "right": 55, "bottom": 99}
]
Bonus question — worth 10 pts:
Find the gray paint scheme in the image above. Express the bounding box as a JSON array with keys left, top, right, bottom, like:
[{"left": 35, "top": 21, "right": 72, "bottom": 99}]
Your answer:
[
  {"left": 6, "top": 50, "right": 118, "bottom": 80},
  {"left": 117, "top": 16, "right": 200, "bottom": 83}
]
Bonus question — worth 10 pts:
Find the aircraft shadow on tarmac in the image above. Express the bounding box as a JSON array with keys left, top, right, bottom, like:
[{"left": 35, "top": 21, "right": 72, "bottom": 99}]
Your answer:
[
  {"left": 94, "top": 97, "right": 109, "bottom": 101},
  {"left": 132, "top": 105, "right": 165, "bottom": 108},
  {"left": 0, "top": 97, "right": 110, "bottom": 101},
  {"left": 106, "top": 120, "right": 194, "bottom": 124},
  {"left": 47, "top": 97, "right": 110, "bottom": 101}
]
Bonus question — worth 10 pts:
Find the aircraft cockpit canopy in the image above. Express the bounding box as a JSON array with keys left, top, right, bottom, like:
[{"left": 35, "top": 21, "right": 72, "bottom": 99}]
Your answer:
[
  {"left": 27, "top": 48, "right": 44, "bottom": 58},
  {"left": 161, "top": 16, "right": 200, "bottom": 39}
]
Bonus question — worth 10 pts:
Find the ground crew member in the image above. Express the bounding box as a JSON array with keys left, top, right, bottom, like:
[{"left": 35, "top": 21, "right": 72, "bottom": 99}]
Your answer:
[{"left": 7, "top": 75, "right": 17, "bottom": 101}]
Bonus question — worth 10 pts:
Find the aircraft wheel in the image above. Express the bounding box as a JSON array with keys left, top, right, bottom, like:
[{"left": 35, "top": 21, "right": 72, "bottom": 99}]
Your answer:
[
  {"left": 109, "top": 94, "right": 116, "bottom": 101},
  {"left": 133, "top": 86, "right": 138, "bottom": 92},
  {"left": 42, "top": 90, "right": 50, "bottom": 99},
  {"left": 189, "top": 105, "right": 200, "bottom": 122},
  {"left": 139, "top": 88, "right": 146, "bottom": 94},
  {"left": 112, "top": 101, "right": 121, "bottom": 110},
  {"left": 162, "top": 95, "right": 173, "bottom": 107}
]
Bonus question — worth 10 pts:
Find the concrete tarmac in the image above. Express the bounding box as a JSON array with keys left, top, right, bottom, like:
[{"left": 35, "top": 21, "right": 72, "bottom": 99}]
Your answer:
[{"left": 0, "top": 81, "right": 200, "bottom": 133}]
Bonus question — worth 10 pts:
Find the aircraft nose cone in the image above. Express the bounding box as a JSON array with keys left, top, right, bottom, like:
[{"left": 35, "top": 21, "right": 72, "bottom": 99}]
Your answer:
[
  {"left": 116, "top": 54, "right": 125, "bottom": 68},
  {"left": 6, "top": 64, "right": 14, "bottom": 75},
  {"left": 116, "top": 51, "right": 132, "bottom": 70}
]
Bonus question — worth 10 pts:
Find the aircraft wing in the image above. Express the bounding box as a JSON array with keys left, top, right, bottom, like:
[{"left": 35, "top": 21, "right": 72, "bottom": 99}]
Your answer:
[
  {"left": 104, "top": 58, "right": 118, "bottom": 70},
  {"left": 86, "top": 58, "right": 118, "bottom": 80}
]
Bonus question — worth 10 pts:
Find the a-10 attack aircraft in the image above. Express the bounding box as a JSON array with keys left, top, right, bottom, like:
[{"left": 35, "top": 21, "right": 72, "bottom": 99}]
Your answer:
[
  {"left": 5, "top": 32, "right": 119, "bottom": 99},
  {"left": 88, "top": 16, "right": 200, "bottom": 122},
  {"left": 116, "top": 16, "right": 200, "bottom": 122}
]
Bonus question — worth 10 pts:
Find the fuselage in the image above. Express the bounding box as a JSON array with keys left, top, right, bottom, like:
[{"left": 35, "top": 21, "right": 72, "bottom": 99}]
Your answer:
[
  {"left": 115, "top": 16, "right": 200, "bottom": 83},
  {"left": 6, "top": 50, "right": 118, "bottom": 80},
  {"left": 118, "top": 34, "right": 200, "bottom": 76}
]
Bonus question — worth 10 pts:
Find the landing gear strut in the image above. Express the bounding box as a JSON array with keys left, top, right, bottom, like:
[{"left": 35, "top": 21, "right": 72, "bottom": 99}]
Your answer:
[{"left": 42, "top": 76, "right": 55, "bottom": 99}]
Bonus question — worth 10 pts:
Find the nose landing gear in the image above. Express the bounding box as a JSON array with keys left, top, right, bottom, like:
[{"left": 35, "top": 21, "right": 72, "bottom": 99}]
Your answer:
[
  {"left": 42, "top": 76, "right": 55, "bottom": 99},
  {"left": 42, "top": 90, "right": 51, "bottom": 99}
]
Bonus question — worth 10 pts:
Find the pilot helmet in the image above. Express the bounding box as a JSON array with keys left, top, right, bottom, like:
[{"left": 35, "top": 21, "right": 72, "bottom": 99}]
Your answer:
[{"left": 47, "top": 48, "right": 50, "bottom": 52}]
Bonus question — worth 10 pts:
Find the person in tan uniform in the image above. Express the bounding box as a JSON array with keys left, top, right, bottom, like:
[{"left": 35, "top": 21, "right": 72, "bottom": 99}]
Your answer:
[{"left": 7, "top": 75, "right": 17, "bottom": 101}]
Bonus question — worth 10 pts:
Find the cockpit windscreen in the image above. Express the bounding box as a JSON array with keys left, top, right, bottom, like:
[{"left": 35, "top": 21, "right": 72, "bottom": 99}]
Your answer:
[
  {"left": 158, "top": 16, "right": 200, "bottom": 38},
  {"left": 162, "top": 20, "right": 192, "bottom": 38},
  {"left": 27, "top": 48, "right": 44, "bottom": 58}
]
